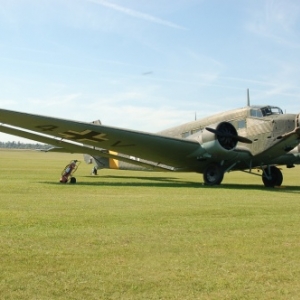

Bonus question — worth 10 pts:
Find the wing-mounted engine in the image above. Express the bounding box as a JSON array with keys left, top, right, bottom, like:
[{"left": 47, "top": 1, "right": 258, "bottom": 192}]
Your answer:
[
  {"left": 191, "top": 121, "right": 251, "bottom": 159},
  {"left": 205, "top": 122, "right": 238, "bottom": 150}
]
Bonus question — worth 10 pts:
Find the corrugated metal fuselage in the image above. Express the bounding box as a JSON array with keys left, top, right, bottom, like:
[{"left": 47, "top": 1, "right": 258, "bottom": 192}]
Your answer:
[{"left": 91, "top": 105, "right": 300, "bottom": 173}]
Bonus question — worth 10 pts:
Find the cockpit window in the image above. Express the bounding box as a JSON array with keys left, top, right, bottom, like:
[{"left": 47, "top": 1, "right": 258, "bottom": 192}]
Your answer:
[
  {"left": 250, "top": 109, "right": 263, "bottom": 118},
  {"left": 261, "top": 106, "right": 283, "bottom": 116},
  {"left": 270, "top": 106, "right": 283, "bottom": 114},
  {"left": 250, "top": 106, "right": 283, "bottom": 118}
]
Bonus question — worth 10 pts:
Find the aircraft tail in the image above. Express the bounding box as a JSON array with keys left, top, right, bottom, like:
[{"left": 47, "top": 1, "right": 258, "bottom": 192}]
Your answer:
[
  {"left": 83, "top": 153, "right": 156, "bottom": 172},
  {"left": 91, "top": 119, "right": 101, "bottom": 125}
]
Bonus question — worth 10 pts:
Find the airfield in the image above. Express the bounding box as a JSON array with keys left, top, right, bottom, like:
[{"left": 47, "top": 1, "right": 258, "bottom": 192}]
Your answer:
[{"left": 1, "top": 149, "right": 300, "bottom": 299}]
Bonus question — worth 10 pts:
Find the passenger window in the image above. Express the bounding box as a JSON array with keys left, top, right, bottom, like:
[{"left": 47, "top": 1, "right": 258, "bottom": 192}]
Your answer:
[
  {"left": 191, "top": 128, "right": 201, "bottom": 134},
  {"left": 181, "top": 132, "right": 190, "bottom": 138},
  {"left": 238, "top": 120, "right": 246, "bottom": 129}
]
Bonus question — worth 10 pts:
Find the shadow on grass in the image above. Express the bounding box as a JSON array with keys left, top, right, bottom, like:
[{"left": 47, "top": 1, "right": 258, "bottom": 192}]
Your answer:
[
  {"left": 43, "top": 176, "right": 199, "bottom": 188},
  {"left": 42, "top": 174, "right": 300, "bottom": 192}
]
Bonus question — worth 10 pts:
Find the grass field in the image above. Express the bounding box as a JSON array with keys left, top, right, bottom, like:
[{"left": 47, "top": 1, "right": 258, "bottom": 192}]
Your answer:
[{"left": 1, "top": 149, "right": 300, "bottom": 299}]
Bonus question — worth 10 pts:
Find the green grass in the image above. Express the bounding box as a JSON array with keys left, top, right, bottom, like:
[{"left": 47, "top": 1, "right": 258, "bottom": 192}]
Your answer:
[{"left": 1, "top": 150, "right": 300, "bottom": 299}]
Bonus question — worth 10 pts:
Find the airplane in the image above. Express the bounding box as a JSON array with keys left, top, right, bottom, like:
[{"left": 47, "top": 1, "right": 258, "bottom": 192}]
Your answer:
[{"left": 0, "top": 96, "right": 299, "bottom": 187}]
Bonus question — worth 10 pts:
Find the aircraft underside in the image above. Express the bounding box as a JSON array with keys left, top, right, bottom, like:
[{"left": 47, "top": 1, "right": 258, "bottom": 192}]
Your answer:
[
  {"left": 202, "top": 162, "right": 284, "bottom": 187},
  {"left": 89, "top": 153, "right": 290, "bottom": 188}
]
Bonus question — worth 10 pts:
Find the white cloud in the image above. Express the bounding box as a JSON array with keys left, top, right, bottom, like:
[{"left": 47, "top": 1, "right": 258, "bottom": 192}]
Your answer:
[
  {"left": 246, "top": 0, "right": 300, "bottom": 47},
  {"left": 85, "top": 0, "right": 187, "bottom": 30},
  {"left": 84, "top": 102, "right": 194, "bottom": 132},
  {"left": 28, "top": 93, "right": 82, "bottom": 108}
]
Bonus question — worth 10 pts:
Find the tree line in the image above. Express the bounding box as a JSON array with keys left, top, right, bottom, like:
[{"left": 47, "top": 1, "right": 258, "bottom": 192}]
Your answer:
[{"left": 0, "top": 141, "right": 50, "bottom": 150}]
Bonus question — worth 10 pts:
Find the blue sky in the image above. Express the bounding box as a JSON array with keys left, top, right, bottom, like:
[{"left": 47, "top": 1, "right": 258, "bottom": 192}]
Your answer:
[{"left": 0, "top": 0, "right": 300, "bottom": 141}]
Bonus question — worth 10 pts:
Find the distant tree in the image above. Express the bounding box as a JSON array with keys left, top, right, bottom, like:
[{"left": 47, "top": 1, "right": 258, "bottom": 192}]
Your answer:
[{"left": 0, "top": 141, "right": 51, "bottom": 150}]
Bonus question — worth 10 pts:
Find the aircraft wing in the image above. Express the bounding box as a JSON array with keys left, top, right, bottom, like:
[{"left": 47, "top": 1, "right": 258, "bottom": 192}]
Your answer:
[
  {"left": 0, "top": 122, "right": 179, "bottom": 171},
  {"left": 0, "top": 108, "right": 203, "bottom": 169}
]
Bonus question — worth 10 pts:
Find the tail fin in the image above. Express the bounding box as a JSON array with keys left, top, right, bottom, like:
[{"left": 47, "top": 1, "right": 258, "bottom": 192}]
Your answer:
[{"left": 91, "top": 119, "right": 101, "bottom": 125}]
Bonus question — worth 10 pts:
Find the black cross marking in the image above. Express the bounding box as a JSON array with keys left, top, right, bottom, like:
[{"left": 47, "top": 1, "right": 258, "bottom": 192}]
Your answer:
[{"left": 59, "top": 130, "right": 108, "bottom": 143}]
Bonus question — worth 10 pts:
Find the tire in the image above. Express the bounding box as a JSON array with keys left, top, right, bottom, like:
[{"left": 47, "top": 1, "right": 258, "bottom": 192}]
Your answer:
[
  {"left": 70, "top": 177, "right": 77, "bottom": 184},
  {"left": 203, "top": 163, "right": 224, "bottom": 185},
  {"left": 262, "top": 166, "right": 283, "bottom": 187}
]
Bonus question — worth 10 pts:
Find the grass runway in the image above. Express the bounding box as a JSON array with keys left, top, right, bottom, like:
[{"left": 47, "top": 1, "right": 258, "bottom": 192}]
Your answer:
[{"left": 1, "top": 149, "right": 300, "bottom": 299}]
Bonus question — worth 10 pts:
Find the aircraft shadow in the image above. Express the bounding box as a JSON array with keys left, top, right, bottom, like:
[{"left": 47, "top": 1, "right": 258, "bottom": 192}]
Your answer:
[
  {"left": 42, "top": 174, "right": 300, "bottom": 192},
  {"left": 66, "top": 175, "right": 200, "bottom": 189}
]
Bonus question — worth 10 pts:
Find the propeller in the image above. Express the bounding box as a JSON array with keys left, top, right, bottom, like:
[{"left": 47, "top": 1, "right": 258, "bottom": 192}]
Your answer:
[{"left": 206, "top": 126, "right": 252, "bottom": 144}]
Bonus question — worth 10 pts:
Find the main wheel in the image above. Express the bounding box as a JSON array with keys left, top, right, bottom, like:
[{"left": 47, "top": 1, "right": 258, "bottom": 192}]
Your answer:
[
  {"left": 203, "top": 163, "right": 224, "bottom": 185},
  {"left": 262, "top": 166, "right": 283, "bottom": 187}
]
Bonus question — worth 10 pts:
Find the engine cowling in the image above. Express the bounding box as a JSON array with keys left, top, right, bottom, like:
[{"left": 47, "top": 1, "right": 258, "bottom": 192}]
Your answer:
[
  {"left": 207, "top": 122, "right": 238, "bottom": 150},
  {"left": 192, "top": 122, "right": 239, "bottom": 159}
]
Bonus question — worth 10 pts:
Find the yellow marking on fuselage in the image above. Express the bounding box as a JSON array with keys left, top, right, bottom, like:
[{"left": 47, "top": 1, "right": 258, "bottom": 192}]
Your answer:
[{"left": 109, "top": 151, "right": 119, "bottom": 169}]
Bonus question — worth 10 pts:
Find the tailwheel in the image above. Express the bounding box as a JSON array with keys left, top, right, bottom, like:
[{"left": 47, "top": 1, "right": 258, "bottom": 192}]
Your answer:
[
  {"left": 262, "top": 166, "right": 283, "bottom": 187},
  {"left": 203, "top": 163, "right": 224, "bottom": 185},
  {"left": 70, "top": 177, "right": 77, "bottom": 184}
]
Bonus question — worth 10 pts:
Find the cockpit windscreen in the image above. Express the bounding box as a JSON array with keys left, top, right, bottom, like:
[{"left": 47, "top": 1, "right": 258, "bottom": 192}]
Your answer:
[{"left": 250, "top": 106, "right": 283, "bottom": 118}]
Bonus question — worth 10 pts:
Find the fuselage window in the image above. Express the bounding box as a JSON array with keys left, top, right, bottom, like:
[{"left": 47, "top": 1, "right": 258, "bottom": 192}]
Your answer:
[
  {"left": 238, "top": 120, "right": 246, "bottom": 129},
  {"left": 191, "top": 128, "right": 201, "bottom": 134},
  {"left": 182, "top": 131, "right": 190, "bottom": 138}
]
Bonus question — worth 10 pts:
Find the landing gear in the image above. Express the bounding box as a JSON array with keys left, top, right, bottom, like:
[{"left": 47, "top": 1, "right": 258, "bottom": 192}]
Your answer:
[
  {"left": 70, "top": 177, "right": 77, "bottom": 184},
  {"left": 262, "top": 166, "right": 283, "bottom": 187},
  {"left": 203, "top": 163, "right": 224, "bottom": 185}
]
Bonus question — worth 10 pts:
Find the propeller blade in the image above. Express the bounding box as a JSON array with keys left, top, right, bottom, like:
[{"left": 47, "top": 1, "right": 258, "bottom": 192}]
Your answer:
[
  {"left": 205, "top": 127, "right": 252, "bottom": 144},
  {"left": 236, "top": 135, "right": 252, "bottom": 144}
]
